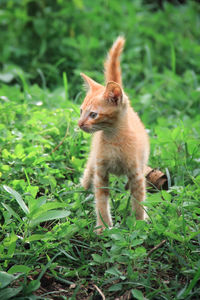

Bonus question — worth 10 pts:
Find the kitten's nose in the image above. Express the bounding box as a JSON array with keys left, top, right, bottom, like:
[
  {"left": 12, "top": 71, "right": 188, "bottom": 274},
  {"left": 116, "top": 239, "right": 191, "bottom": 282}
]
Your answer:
[{"left": 78, "top": 120, "right": 84, "bottom": 128}]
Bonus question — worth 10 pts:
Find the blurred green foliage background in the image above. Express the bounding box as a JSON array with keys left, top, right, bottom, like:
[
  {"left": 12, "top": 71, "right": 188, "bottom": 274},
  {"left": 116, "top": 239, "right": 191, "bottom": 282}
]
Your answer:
[{"left": 1, "top": 0, "right": 200, "bottom": 98}]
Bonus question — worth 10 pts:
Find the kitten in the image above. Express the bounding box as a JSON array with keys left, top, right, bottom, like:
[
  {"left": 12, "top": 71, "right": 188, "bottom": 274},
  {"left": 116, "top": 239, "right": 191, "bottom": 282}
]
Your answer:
[{"left": 78, "top": 37, "right": 149, "bottom": 233}]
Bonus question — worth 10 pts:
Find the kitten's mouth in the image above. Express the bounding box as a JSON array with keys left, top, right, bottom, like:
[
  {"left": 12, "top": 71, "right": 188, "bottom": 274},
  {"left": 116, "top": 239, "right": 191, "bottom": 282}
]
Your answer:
[{"left": 80, "top": 126, "right": 94, "bottom": 133}]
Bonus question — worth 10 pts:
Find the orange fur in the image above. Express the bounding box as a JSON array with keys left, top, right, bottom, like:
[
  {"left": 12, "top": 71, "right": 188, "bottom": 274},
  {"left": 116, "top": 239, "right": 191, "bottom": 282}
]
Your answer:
[
  {"left": 104, "top": 36, "right": 125, "bottom": 86},
  {"left": 78, "top": 37, "right": 149, "bottom": 233}
]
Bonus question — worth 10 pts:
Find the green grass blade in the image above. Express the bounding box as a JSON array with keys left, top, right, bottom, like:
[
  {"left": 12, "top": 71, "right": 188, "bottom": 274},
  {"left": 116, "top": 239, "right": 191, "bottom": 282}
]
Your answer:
[
  {"left": 171, "top": 43, "right": 176, "bottom": 74},
  {"left": 1, "top": 203, "right": 22, "bottom": 222},
  {"left": 3, "top": 185, "right": 29, "bottom": 215},
  {"left": 183, "top": 267, "right": 200, "bottom": 298},
  {"left": 63, "top": 71, "right": 68, "bottom": 102}
]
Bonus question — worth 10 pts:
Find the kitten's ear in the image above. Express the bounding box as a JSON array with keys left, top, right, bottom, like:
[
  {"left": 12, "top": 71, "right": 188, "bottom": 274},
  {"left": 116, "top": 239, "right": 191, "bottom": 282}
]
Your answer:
[
  {"left": 104, "top": 81, "right": 123, "bottom": 105},
  {"left": 80, "top": 73, "right": 102, "bottom": 92}
]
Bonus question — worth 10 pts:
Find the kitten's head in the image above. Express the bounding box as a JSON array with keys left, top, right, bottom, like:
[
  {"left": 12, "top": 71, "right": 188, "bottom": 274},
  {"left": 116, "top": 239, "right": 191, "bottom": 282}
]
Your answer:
[{"left": 78, "top": 73, "right": 127, "bottom": 133}]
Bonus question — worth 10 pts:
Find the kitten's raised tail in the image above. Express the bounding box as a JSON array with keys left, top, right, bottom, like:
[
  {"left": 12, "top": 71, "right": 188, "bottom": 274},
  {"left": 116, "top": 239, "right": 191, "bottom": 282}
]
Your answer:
[{"left": 104, "top": 36, "right": 125, "bottom": 86}]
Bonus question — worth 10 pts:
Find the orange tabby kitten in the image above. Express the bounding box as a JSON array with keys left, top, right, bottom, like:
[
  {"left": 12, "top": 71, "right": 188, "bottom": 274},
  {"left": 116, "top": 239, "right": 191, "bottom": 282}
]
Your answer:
[{"left": 78, "top": 37, "right": 149, "bottom": 232}]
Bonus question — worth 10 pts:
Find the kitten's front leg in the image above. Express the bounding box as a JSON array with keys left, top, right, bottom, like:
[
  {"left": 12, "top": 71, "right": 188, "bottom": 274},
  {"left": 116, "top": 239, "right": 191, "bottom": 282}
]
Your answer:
[
  {"left": 129, "top": 172, "right": 146, "bottom": 220},
  {"left": 81, "top": 154, "right": 94, "bottom": 190},
  {"left": 94, "top": 167, "right": 112, "bottom": 233}
]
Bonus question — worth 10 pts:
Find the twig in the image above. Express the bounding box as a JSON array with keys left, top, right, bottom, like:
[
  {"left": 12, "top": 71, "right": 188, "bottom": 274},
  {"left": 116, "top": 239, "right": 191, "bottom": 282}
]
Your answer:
[
  {"left": 94, "top": 284, "right": 106, "bottom": 300},
  {"left": 147, "top": 239, "right": 166, "bottom": 257},
  {"left": 51, "top": 123, "right": 70, "bottom": 153}
]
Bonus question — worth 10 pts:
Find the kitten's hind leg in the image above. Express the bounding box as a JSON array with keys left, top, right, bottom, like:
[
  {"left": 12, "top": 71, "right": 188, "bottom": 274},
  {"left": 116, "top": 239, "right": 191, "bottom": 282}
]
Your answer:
[
  {"left": 128, "top": 171, "right": 146, "bottom": 220},
  {"left": 80, "top": 155, "right": 94, "bottom": 190}
]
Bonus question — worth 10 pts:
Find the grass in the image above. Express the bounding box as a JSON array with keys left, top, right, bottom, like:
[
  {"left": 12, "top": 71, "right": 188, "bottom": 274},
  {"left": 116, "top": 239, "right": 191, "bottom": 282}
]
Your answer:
[
  {"left": 0, "top": 1, "right": 200, "bottom": 299},
  {"left": 0, "top": 76, "right": 199, "bottom": 299}
]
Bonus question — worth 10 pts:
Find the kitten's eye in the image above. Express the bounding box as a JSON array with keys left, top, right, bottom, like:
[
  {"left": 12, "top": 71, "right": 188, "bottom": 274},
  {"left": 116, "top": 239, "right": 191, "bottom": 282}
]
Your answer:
[
  {"left": 80, "top": 108, "right": 82, "bottom": 115},
  {"left": 89, "top": 112, "right": 98, "bottom": 119}
]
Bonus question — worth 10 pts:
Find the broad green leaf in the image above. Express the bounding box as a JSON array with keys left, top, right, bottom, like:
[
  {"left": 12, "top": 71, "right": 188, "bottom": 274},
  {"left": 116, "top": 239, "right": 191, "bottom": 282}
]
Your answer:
[
  {"left": 2, "top": 149, "right": 11, "bottom": 159},
  {"left": 131, "top": 239, "right": 143, "bottom": 247},
  {"left": 92, "top": 254, "right": 104, "bottom": 264},
  {"left": 25, "top": 279, "right": 40, "bottom": 294},
  {"left": 126, "top": 216, "right": 135, "bottom": 230},
  {"left": 14, "top": 144, "right": 24, "bottom": 158},
  {"left": 26, "top": 186, "right": 39, "bottom": 198},
  {"left": 26, "top": 234, "right": 48, "bottom": 242},
  {"left": 106, "top": 267, "right": 122, "bottom": 277},
  {"left": 110, "top": 233, "right": 124, "bottom": 240},
  {"left": 1, "top": 165, "right": 10, "bottom": 171},
  {"left": 108, "top": 283, "right": 122, "bottom": 291},
  {"left": 7, "top": 233, "right": 17, "bottom": 258},
  {"left": 134, "top": 247, "right": 146, "bottom": 256},
  {"left": 131, "top": 289, "right": 144, "bottom": 300},
  {"left": 3, "top": 185, "right": 29, "bottom": 215},
  {"left": 8, "top": 265, "right": 31, "bottom": 275},
  {"left": 30, "top": 202, "right": 69, "bottom": 219},
  {"left": 161, "top": 190, "right": 172, "bottom": 201},
  {"left": 0, "top": 287, "right": 22, "bottom": 300},
  {"left": 29, "top": 196, "right": 47, "bottom": 213},
  {"left": 0, "top": 272, "right": 15, "bottom": 289},
  {"left": 29, "top": 209, "right": 70, "bottom": 226},
  {"left": 0, "top": 72, "right": 14, "bottom": 83}
]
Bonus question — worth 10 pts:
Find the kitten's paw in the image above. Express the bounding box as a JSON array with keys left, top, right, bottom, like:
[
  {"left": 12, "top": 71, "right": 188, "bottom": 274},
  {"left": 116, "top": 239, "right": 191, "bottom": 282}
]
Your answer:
[
  {"left": 95, "top": 226, "right": 104, "bottom": 235},
  {"left": 95, "top": 225, "right": 112, "bottom": 235},
  {"left": 95, "top": 221, "right": 113, "bottom": 234}
]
